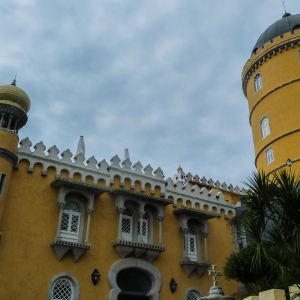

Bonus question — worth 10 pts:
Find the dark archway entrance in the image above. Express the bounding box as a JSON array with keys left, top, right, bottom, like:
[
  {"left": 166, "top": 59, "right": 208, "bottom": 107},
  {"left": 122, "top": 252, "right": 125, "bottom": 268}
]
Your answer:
[
  {"left": 117, "top": 268, "right": 151, "bottom": 300},
  {"left": 118, "top": 293, "right": 149, "bottom": 300}
]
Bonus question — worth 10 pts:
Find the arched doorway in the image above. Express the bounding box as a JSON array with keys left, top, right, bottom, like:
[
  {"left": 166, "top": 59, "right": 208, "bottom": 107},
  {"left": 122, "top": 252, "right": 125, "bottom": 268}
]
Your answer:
[{"left": 117, "top": 268, "right": 150, "bottom": 300}]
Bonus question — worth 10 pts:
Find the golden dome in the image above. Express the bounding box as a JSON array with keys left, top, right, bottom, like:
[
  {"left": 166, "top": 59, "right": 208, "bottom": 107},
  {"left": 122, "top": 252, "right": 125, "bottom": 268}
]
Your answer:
[{"left": 0, "top": 84, "right": 31, "bottom": 113}]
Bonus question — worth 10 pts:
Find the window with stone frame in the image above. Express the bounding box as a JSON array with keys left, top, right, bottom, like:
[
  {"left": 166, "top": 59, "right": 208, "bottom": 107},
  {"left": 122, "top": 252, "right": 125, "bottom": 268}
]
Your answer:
[
  {"left": 266, "top": 147, "right": 275, "bottom": 165},
  {"left": 260, "top": 116, "right": 271, "bottom": 139},
  {"left": 48, "top": 273, "right": 80, "bottom": 300},
  {"left": 183, "top": 225, "right": 198, "bottom": 261},
  {"left": 184, "top": 287, "right": 204, "bottom": 300},
  {"left": 254, "top": 72, "right": 263, "bottom": 92},
  {"left": 60, "top": 201, "right": 81, "bottom": 243},
  {"left": 137, "top": 213, "right": 148, "bottom": 243},
  {"left": 121, "top": 208, "right": 133, "bottom": 241}
]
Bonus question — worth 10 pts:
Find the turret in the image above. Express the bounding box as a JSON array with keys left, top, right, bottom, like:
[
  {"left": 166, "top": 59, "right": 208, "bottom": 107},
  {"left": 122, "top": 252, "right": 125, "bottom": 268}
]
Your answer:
[
  {"left": 0, "top": 80, "right": 31, "bottom": 234},
  {"left": 242, "top": 13, "right": 300, "bottom": 173}
]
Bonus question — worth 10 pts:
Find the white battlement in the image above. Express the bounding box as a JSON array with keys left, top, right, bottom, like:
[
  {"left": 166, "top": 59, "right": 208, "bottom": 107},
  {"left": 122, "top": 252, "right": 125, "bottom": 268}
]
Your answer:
[{"left": 16, "top": 137, "right": 244, "bottom": 214}]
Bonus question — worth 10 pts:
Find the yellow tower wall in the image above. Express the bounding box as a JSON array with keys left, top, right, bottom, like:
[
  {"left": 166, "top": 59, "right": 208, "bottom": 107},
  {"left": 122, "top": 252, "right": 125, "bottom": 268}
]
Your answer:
[{"left": 242, "top": 30, "right": 300, "bottom": 172}]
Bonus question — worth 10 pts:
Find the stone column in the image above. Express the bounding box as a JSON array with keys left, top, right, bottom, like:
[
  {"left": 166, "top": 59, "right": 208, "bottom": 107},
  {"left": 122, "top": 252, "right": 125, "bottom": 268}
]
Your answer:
[
  {"left": 7, "top": 116, "right": 12, "bottom": 130},
  {"left": 117, "top": 207, "right": 125, "bottom": 239},
  {"left": 203, "top": 232, "right": 209, "bottom": 262},
  {"left": 157, "top": 216, "right": 164, "bottom": 244},
  {"left": 138, "top": 212, "right": 145, "bottom": 242},
  {"left": 56, "top": 203, "right": 66, "bottom": 239},
  {"left": 85, "top": 209, "right": 94, "bottom": 244}
]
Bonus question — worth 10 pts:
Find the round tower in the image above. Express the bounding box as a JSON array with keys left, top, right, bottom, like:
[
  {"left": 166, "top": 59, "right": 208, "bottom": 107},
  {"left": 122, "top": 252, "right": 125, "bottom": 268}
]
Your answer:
[
  {"left": 0, "top": 80, "right": 31, "bottom": 232},
  {"left": 242, "top": 13, "right": 300, "bottom": 173}
]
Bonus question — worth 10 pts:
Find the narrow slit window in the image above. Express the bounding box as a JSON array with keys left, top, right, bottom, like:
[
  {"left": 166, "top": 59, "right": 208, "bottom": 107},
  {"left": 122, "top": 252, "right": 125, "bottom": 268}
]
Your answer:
[{"left": 0, "top": 173, "right": 7, "bottom": 197}]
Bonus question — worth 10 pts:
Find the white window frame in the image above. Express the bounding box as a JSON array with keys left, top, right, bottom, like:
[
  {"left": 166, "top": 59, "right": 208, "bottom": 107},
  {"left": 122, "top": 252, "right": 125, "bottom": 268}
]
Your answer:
[
  {"left": 266, "top": 147, "right": 275, "bottom": 165},
  {"left": 121, "top": 209, "right": 133, "bottom": 241},
  {"left": 0, "top": 173, "right": 7, "bottom": 197},
  {"left": 60, "top": 201, "right": 81, "bottom": 243},
  {"left": 138, "top": 213, "right": 149, "bottom": 243},
  {"left": 254, "top": 72, "right": 263, "bottom": 92},
  {"left": 48, "top": 272, "right": 80, "bottom": 300},
  {"left": 260, "top": 116, "right": 271, "bottom": 139},
  {"left": 186, "top": 226, "right": 197, "bottom": 261}
]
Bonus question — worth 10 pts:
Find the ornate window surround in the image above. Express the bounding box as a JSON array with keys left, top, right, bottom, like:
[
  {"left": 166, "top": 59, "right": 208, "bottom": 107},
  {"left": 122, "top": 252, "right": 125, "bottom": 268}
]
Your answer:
[
  {"left": 111, "top": 188, "right": 172, "bottom": 262},
  {"left": 108, "top": 258, "right": 162, "bottom": 300},
  {"left": 174, "top": 207, "right": 216, "bottom": 277},
  {"left": 48, "top": 272, "right": 80, "bottom": 300},
  {"left": 50, "top": 178, "right": 108, "bottom": 262}
]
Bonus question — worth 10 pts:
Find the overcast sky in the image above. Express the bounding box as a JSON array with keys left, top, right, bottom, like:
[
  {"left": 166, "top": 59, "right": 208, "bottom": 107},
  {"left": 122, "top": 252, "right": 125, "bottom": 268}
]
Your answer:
[{"left": 1, "top": 0, "right": 299, "bottom": 187}]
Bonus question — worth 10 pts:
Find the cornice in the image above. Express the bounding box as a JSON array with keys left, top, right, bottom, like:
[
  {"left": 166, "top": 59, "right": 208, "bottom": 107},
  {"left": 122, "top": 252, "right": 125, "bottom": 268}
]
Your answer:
[
  {"left": 242, "top": 37, "right": 300, "bottom": 97},
  {"left": 109, "top": 188, "right": 173, "bottom": 205}
]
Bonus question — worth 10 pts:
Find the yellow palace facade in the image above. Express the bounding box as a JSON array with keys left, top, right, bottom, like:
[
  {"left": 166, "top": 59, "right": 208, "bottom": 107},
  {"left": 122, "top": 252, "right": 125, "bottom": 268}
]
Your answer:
[
  {"left": 2, "top": 11, "right": 300, "bottom": 300},
  {"left": 0, "top": 82, "right": 241, "bottom": 299}
]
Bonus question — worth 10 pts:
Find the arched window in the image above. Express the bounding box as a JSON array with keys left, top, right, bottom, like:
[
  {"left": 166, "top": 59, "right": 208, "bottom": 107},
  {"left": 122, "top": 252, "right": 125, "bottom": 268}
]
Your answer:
[
  {"left": 184, "top": 226, "right": 198, "bottom": 261},
  {"left": 260, "top": 116, "right": 271, "bottom": 139},
  {"left": 138, "top": 214, "right": 148, "bottom": 243},
  {"left": 60, "top": 201, "right": 81, "bottom": 242},
  {"left": 187, "top": 291, "right": 199, "bottom": 300},
  {"left": 266, "top": 147, "right": 275, "bottom": 164},
  {"left": 184, "top": 287, "right": 203, "bottom": 300},
  {"left": 254, "top": 73, "right": 263, "bottom": 92},
  {"left": 52, "top": 278, "right": 73, "bottom": 300},
  {"left": 48, "top": 273, "right": 80, "bottom": 300},
  {"left": 122, "top": 209, "right": 133, "bottom": 241}
]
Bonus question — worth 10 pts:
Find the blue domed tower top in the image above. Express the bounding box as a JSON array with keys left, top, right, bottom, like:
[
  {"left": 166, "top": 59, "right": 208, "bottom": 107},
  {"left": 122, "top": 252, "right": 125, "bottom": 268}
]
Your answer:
[{"left": 252, "top": 13, "right": 300, "bottom": 53}]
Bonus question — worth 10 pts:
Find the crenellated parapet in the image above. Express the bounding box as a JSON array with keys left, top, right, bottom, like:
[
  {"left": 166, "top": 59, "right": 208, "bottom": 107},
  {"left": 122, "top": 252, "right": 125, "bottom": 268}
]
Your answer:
[
  {"left": 15, "top": 138, "right": 243, "bottom": 216},
  {"left": 165, "top": 178, "right": 236, "bottom": 217},
  {"left": 16, "top": 138, "right": 166, "bottom": 194},
  {"left": 173, "top": 172, "right": 246, "bottom": 196}
]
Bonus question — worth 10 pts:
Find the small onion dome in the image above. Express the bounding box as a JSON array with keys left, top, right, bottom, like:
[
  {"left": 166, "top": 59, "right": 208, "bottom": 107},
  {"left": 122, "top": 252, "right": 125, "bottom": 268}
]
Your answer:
[{"left": 0, "top": 84, "right": 31, "bottom": 113}]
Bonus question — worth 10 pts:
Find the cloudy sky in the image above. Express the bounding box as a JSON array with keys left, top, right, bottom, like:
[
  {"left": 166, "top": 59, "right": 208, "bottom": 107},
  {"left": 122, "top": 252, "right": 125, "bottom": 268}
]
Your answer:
[{"left": 1, "top": 0, "right": 299, "bottom": 187}]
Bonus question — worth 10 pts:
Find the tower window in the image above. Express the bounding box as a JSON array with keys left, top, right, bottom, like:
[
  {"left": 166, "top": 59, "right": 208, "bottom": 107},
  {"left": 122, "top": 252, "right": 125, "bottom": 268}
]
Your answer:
[
  {"left": 266, "top": 147, "right": 274, "bottom": 165},
  {"left": 254, "top": 73, "right": 263, "bottom": 92},
  {"left": 260, "top": 116, "right": 271, "bottom": 139},
  {"left": 0, "top": 173, "right": 7, "bottom": 197}
]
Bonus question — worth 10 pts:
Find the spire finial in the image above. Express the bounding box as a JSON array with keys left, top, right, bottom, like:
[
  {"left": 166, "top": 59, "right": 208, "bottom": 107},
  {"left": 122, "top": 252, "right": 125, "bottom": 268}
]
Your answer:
[
  {"left": 124, "top": 149, "right": 130, "bottom": 160},
  {"left": 76, "top": 136, "right": 85, "bottom": 156},
  {"left": 283, "top": 1, "right": 287, "bottom": 13},
  {"left": 282, "top": 1, "right": 291, "bottom": 18},
  {"left": 11, "top": 74, "right": 17, "bottom": 86}
]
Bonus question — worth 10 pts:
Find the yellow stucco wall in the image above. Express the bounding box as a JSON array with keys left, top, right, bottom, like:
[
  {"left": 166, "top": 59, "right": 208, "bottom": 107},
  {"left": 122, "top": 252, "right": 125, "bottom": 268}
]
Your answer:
[
  {"left": 242, "top": 30, "right": 300, "bottom": 173},
  {"left": 0, "top": 160, "right": 239, "bottom": 299}
]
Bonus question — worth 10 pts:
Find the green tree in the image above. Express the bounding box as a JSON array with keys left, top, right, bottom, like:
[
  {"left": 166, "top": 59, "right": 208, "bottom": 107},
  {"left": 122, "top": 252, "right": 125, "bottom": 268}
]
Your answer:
[{"left": 224, "top": 169, "right": 300, "bottom": 299}]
